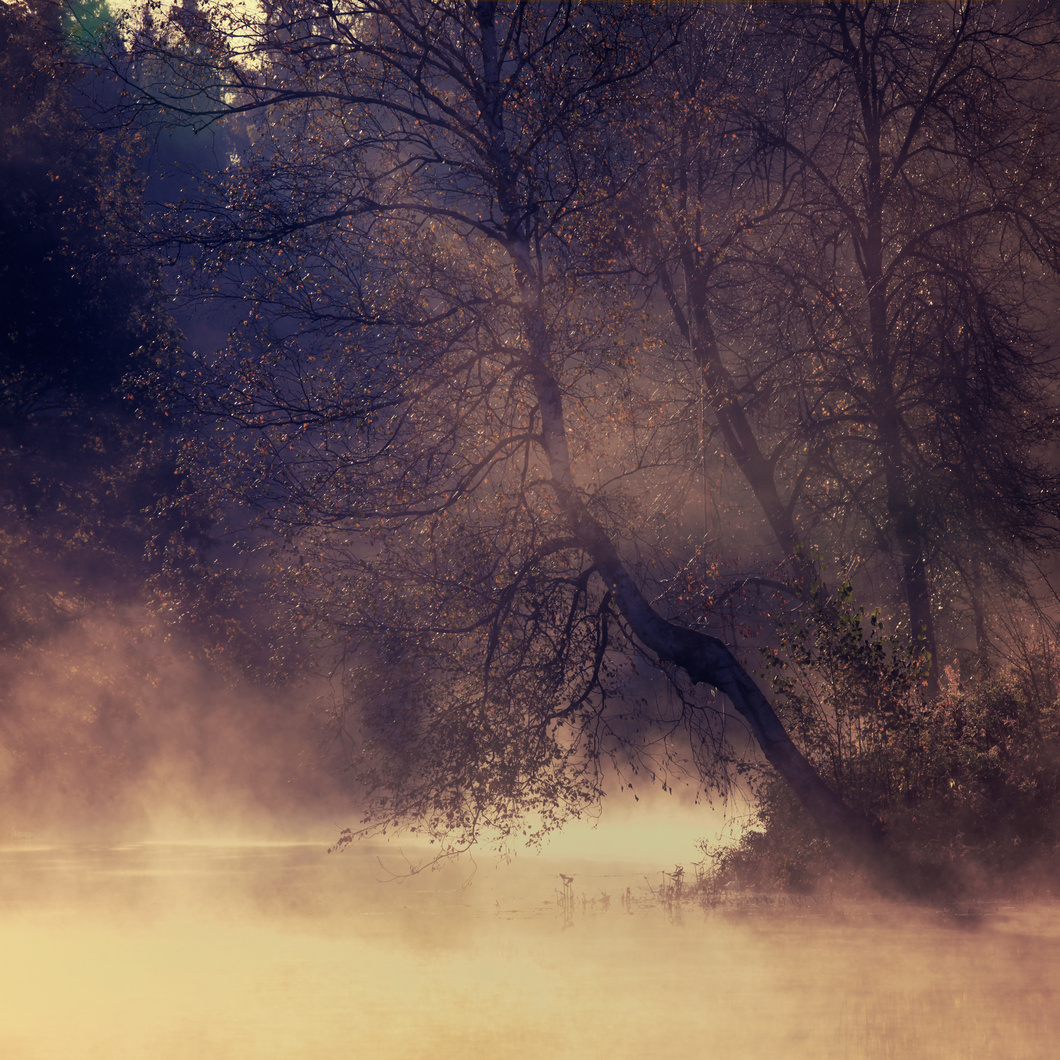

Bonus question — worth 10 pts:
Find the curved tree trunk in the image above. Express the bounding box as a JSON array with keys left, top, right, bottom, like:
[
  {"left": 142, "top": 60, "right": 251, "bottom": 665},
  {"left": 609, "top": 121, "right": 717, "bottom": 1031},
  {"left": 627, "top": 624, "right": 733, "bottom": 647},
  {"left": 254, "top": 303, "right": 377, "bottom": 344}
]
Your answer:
[
  {"left": 530, "top": 343, "right": 944, "bottom": 894},
  {"left": 469, "top": 0, "right": 947, "bottom": 898}
]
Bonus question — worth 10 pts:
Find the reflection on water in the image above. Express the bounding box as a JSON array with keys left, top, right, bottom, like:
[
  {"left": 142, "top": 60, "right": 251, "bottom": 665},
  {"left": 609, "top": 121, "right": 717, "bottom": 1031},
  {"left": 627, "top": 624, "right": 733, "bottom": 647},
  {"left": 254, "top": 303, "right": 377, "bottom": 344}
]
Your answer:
[{"left": 1, "top": 841, "right": 1058, "bottom": 1059}]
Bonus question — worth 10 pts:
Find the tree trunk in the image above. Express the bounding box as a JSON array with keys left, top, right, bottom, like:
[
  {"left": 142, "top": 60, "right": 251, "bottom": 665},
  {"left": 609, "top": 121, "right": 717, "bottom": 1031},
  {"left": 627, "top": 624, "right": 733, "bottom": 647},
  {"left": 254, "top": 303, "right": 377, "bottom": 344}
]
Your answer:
[
  {"left": 876, "top": 402, "right": 938, "bottom": 695},
  {"left": 529, "top": 344, "right": 946, "bottom": 896},
  {"left": 654, "top": 253, "right": 823, "bottom": 599},
  {"left": 856, "top": 43, "right": 939, "bottom": 698}
]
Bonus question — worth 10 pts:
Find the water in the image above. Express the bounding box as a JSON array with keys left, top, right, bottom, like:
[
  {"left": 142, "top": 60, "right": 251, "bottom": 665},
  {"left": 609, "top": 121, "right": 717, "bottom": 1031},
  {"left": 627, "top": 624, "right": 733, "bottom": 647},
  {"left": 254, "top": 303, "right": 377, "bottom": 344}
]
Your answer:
[{"left": 0, "top": 841, "right": 1057, "bottom": 1059}]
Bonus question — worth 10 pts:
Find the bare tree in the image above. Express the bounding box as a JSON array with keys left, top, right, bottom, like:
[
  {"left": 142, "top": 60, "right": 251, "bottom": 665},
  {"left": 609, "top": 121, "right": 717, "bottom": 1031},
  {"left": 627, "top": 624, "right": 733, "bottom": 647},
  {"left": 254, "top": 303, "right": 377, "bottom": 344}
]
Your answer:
[
  {"left": 737, "top": 2, "right": 1060, "bottom": 684},
  {"left": 588, "top": 5, "right": 828, "bottom": 608}
]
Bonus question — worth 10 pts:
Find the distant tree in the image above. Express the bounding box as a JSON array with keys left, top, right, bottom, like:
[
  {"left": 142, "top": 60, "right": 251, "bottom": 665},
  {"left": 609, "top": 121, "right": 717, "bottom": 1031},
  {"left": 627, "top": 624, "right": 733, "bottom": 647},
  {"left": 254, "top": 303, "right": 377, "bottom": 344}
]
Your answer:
[
  {"left": 0, "top": 1, "right": 307, "bottom": 842},
  {"left": 737, "top": 2, "right": 1060, "bottom": 682},
  {"left": 0, "top": 0, "right": 186, "bottom": 630}
]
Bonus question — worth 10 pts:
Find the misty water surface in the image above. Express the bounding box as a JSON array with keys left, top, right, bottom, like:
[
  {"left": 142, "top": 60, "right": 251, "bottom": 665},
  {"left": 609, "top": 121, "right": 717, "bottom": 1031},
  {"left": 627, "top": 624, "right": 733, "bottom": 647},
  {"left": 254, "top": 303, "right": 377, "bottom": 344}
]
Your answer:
[{"left": 0, "top": 840, "right": 1058, "bottom": 1060}]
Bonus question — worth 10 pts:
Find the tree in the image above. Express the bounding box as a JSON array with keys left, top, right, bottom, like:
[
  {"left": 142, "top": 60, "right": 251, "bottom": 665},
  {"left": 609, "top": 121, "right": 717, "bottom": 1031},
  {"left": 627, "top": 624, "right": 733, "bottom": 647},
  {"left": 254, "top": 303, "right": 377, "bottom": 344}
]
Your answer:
[
  {"left": 111, "top": 0, "right": 959, "bottom": 888},
  {"left": 0, "top": 2, "right": 146, "bottom": 441},
  {"left": 591, "top": 6, "right": 822, "bottom": 592},
  {"left": 591, "top": 3, "right": 1060, "bottom": 699},
  {"left": 736, "top": 2, "right": 1060, "bottom": 681}
]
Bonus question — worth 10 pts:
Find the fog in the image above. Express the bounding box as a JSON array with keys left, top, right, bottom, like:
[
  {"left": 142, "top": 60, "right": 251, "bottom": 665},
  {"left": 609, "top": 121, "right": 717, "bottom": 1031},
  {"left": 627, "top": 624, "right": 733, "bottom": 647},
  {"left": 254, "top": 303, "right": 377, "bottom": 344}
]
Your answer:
[
  {"left": 3, "top": 603, "right": 1059, "bottom": 1059},
  {"left": 2, "top": 839, "right": 1059, "bottom": 1060},
  {"left": 3, "top": 520, "right": 1054, "bottom": 1059},
  {"left": 0, "top": 606, "right": 355, "bottom": 844},
  {"left": 0, "top": 596, "right": 731, "bottom": 850},
  {"left": 0, "top": 592, "right": 1055, "bottom": 1059}
]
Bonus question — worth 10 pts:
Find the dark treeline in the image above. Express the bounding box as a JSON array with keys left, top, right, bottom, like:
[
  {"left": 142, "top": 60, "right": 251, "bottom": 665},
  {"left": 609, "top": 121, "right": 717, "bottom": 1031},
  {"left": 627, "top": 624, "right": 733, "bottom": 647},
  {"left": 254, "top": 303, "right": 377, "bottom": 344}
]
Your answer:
[
  {"left": 0, "top": 0, "right": 335, "bottom": 838},
  {"left": 5, "top": 0, "right": 1060, "bottom": 894}
]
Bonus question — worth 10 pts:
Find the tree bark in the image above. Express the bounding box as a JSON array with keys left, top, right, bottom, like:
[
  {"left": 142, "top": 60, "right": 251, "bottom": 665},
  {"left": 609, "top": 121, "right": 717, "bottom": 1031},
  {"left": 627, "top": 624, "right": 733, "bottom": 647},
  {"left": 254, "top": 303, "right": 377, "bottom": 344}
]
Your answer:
[{"left": 681, "top": 276, "right": 821, "bottom": 597}]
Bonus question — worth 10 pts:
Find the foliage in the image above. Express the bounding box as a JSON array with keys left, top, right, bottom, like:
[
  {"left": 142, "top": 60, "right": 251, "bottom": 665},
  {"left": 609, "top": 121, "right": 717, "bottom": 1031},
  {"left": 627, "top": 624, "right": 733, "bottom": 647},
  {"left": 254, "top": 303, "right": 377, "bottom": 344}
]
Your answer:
[
  {"left": 702, "top": 596, "right": 1060, "bottom": 894},
  {"left": 0, "top": 1, "right": 250, "bottom": 667},
  {"left": 760, "top": 582, "right": 931, "bottom": 819}
]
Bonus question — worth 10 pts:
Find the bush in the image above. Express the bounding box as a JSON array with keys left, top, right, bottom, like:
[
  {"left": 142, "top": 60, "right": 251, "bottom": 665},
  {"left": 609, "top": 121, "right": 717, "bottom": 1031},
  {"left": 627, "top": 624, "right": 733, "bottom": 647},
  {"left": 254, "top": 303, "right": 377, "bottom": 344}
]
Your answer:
[{"left": 701, "top": 588, "right": 1060, "bottom": 896}]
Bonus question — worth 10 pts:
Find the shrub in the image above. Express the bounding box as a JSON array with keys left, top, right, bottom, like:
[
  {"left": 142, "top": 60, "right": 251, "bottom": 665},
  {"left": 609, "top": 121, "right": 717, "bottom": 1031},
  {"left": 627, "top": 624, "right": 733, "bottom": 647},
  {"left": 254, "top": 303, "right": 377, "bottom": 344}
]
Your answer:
[{"left": 701, "top": 588, "right": 1060, "bottom": 895}]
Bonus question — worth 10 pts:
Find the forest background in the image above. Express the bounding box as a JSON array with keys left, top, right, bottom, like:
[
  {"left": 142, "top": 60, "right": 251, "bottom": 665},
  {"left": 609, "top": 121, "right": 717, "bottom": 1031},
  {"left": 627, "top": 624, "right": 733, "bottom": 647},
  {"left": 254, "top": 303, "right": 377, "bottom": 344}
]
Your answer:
[{"left": 4, "top": 0, "right": 1060, "bottom": 898}]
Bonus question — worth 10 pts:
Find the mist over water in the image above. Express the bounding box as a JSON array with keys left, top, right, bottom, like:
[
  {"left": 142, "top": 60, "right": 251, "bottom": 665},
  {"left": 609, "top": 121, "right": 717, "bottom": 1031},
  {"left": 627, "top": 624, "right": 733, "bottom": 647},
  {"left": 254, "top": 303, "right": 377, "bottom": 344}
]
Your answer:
[
  {"left": 1, "top": 837, "right": 1058, "bottom": 1060},
  {"left": 2, "top": 601, "right": 1057, "bottom": 1058},
  {"left": 0, "top": 607, "right": 358, "bottom": 844}
]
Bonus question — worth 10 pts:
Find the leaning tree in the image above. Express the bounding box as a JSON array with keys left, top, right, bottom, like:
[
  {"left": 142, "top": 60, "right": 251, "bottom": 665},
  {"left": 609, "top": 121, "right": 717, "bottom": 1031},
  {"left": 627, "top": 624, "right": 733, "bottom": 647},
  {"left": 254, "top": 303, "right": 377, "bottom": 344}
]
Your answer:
[{"left": 109, "top": 0, "right": 1060, "bottom": 891}]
